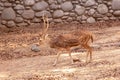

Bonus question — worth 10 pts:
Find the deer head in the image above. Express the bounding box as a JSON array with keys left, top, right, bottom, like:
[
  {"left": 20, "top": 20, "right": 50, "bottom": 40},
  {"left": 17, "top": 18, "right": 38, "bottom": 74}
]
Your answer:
[{"left": 39, "top": 14, "right": 49, "bottom": 45}]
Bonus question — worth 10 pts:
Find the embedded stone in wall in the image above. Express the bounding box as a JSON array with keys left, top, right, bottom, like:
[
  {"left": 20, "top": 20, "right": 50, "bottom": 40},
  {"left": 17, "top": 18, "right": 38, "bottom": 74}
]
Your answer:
[
  {"left": 61, "top": 1, "right": 73, "bottom": 11},
  {"left": 87, "top": 17, "right": 96, "bottom": 23},
  {"left": 1, "top": 8, "right": 16, "bottom": 20},
  {"left": 48, "top": 0, "right": 55, "bottom": 4},
  {"left": 4, "top": 2, "right": 12, "bottom": 7},
  {"left": 24, "top": 0, "right": 35, "bottom": 6},
  {"left": 81, "top": 0, "right": 87, "bottom": 3},
  {"left": 14, "top": 4, "right": 25, "bottom": 10},
  {"left": 32, "top": 1, "right": 48, "bottom": 11},
  {"left": 112, "top": 0, "right": 120, "bottom": 10},
  {"left": 88, "top": 9, "right": 95, "bottom": 16},
  {"left": 97, "top": 4, "right": 108, "bottom": 14},
  {"left": 85, "top": 0, "right": 96, "bottom": 7},
  {"left": 113, "top": 10, "right": 120, "bottom": 16},
  {"left": 7, "top": 21, "right": 16, "bottom": 28},
  {"left": 50, "top": 4, "right": 59, "bottom": 10},
  {"left": 22, "top": 10, "right": 34, "bottom": 19},
  {"left": 53, "top": 10, "right": 64, "bottom": 18},
  {"left": 75, "top": 5, "right": 85, "bottom": 15},
  {"left": 35, "top": 10, "right": 52, "bottom": 18},
  {"left": 14, "top": 4, "right": 24, "bottom": 14},
  {"left": 15, "top": 17, "right": 24, "bottom": 23}
]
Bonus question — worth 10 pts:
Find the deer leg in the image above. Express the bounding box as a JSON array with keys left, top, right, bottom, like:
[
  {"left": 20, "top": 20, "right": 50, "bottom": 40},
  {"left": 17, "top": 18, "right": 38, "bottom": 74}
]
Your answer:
[
  {"left": 53, "top": 51, "right": 61, "bottom": 66},
  {"left": 82, "top": 44, "right": 92, "bottom": 63},
  {"left": 86, "top": 45, "right": 92, "bottom": 63},
  {"left": 68, "top": 51, "right": 74, "bottom": 64}
]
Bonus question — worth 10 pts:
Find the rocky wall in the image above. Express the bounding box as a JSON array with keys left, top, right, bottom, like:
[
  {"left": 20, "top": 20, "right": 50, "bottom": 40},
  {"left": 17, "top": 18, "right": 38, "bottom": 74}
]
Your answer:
[{"left": 0, "top": 0, "right": 120, "bottom": 28}]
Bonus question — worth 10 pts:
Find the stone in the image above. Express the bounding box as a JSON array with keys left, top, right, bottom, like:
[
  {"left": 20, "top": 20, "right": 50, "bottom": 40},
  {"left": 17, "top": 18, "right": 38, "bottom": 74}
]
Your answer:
[
  {"left": 88, "top": 9, "right": 95, "bottom": 16},
  {"left": 113, "top": 10, "right": 120, "bottom": 16},
  {"left": 48, "top": 0, "right": 55, "bottom": 4},
  {"left": 1, "top": 20, "right": 7, "bottom": 25},
  {"left": 81, "top": 0, "right": 87, "bottom": 3},
  {"left": 24, "top": 0, "right": 35, "bottom": 6},
  {"left": 61, "top": 1, "right": 73, "bottom": 11},
  {"left": 54, "top": 19, "right": 62, "bottom": 23},
  {"left": 87, "top": 17, "right": 96, "bottom": 23},
  {"left": 22, "top": 10, "right": 35, "bottom": 19},
  {"left": 53, "top": 10, "right": 64, "bottom": 18},
  {"left": 35, "top": 10, "right": 52, "bottom": 18},
  {"left": 85, "top": 0, "right": 96, "bottom": 7},
  {"left": 31, "top": 44, "right": 40, "bottom": 52},
  {"left": 1, "top": 8, "right": 16, "bottom": 20},
  {"left": 4, "top": 2, "right": 12, "bottom": 7},
  {"left": 50, "top": 4, "right": 59, "bottom": 10},
  {"left": 57, "top": 0, "right": 63, "bottom": 4},
  {"left": 15, "top": 17, "right": 24, "bottom": 23},
  {"left": 7, "top": 21, "right": 16, "bottom": 28},
  {"left": 97, "top": 4, "right": 108, "bottom": 14},
  {"left": 112, "top": 0, "right": 120, "bottom": 10},
  {"left": 75, "top": 5, "right": 85, "bottom": 15},
  {"left": 14, "top": 5, "right": 24, "bottom": 14},
  {"left": 81, "top": 15, "right": 87, "bottom": 20},
  {"left": 32, "top": 1, "right": 48, "bottom": 11},
  {"left": 14, "top": 4, "right": 24, "bottom": 10},
  {"left": 32, "top": 18, "right": 41, "bottom": 23}
]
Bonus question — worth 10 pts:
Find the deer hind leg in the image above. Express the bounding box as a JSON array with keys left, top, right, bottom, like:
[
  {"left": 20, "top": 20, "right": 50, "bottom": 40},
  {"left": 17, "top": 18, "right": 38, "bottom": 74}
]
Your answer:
[
  {"left": 82, "top": 44, "right": 92, "bottom": 63},
  {"left": 53, "top": 50, "right": 62, "bottom": 66},
  {"left": 67, "top": 48, "right": 74, "bottom": 64}
]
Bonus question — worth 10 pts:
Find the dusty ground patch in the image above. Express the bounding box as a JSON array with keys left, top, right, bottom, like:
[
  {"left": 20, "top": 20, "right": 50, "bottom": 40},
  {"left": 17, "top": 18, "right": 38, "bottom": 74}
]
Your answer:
[{"left": 0, "top": 21, "right": 120, "bottom": 80}]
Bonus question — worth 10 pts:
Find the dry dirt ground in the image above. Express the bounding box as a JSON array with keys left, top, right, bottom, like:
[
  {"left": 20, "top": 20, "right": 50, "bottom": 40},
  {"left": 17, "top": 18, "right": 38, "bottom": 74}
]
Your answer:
[{"left": 0, "top": 21, "right": 120, "bottom": 80}]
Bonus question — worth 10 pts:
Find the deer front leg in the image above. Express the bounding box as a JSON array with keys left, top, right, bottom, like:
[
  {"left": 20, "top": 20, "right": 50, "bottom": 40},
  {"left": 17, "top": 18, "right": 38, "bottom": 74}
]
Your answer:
[
  {"left": 67, "top": 48, "right": 74, "bottom": 64},
  {"left": 53, "top": 51, "right": 61, "bottom": 66}
]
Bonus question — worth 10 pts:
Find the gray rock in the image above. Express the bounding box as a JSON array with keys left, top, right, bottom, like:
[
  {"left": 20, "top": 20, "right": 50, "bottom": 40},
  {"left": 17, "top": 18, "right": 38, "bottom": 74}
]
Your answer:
[
  {"left": 88, "top": 9, "right": 95, "bottom": 16},
  {"left": 85, "top": 0, "right": 96, "bottom": 7},
  {"left": 87, "top": 17, "right": 96, "bottom": 23},
  {"left": 97, "top": 4, "right": 108, "bottom": 14},
  {"left": 54, "top": 19, "right": 62, "bottom": 23},
  {"left": 22, "top": 10, "right": 35, "bottom": 19},
  {"left": 53, "top": 10, "right": 64, "bottom": 18},
  {"left": 4, "top": 2, "right": 12, "bottom": 7},
  {"left": 112, "top": 0, "right": 120, "bottom": 10},
  {"left": 103, "top": 16, "right": 109, "bottom": 21},
  {"left": 81, "top": 15, "right": 87, "bottom": 20},
  {"left": 35, "top": 10, "right": 52, "bottom": 18},
  {"left": 61, "top": 1, "right": 73, "bottom": 11},
  {"left": 32, "top": 18, "right": 41, "bottom": 23},
  {"left": 81, "top": 0, "right": 87, "bottom": 3},
  {"left": 31, "top": 44, "right": 40, "bottom": 52},
  {"left": 24, "top": 0, "right": 35, "bottom": 6},
  {"left": 50, "top": 4, "right": 59, "bottom": 10},
  {"left": 1, "top": 8, "right": 16, "bottom": 20},
  {"left": 14, "top": 5, "right": 25, "bottom": 14},
  {"left": 1, "top": 20, "right": 7, "bottom": 25},
  {"left": 0, "top": 6, "right": 4, "bottom": 11},
  {"left": 75, "top": 5, "right": 85, "bottom": 15},
  {"left": 57, "top": 0, "right": 63, "bottom": 4},
  {"left": 15, "top": 17, "right": 24, "bottom": 23},
  {"left": 14, "top": 4, "right": 25, "bottom": 10},
  {"left": 7, "top": 21, "right": 16, "bottom": 28},
  {"left": 48, "top": 0, "right": 55, "bottom": 4},
  {"left": 113, "top": 10, "right": 120, "bottom": 16},
  {"left": 32, "top": 1, "right": 48, "bottom": 11}
]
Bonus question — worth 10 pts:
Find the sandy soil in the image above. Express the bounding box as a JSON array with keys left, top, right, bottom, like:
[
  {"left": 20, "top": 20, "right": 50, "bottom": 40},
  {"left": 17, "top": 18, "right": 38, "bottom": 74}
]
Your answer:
[{"left": 0, "top": 21, "right": 120, "bottom": 80}]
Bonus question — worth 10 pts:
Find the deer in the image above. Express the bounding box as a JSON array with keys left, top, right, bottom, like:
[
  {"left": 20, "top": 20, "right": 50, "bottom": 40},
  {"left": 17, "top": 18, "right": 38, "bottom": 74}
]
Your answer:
[{"left": 39, "top": 14, "right": 94, "bottom": 66}]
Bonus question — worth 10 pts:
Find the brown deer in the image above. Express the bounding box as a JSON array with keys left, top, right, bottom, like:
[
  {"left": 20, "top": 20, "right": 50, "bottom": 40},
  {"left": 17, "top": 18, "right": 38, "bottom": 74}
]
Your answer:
[{"left": 39, "top": 14, "right": 94, "bottom": 66}]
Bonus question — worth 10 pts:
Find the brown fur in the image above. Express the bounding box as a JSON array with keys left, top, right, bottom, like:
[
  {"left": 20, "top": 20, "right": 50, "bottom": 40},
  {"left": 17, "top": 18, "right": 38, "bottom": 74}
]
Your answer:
[{"left": 39, "top": 14, "right": 94, "bottom": 66}]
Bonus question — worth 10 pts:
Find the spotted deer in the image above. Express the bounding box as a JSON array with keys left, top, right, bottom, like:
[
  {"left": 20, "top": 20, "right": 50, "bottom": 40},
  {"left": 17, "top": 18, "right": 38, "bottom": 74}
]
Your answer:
[{"left": 39, "top": 14, "right": 94, "bottom": 66}]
